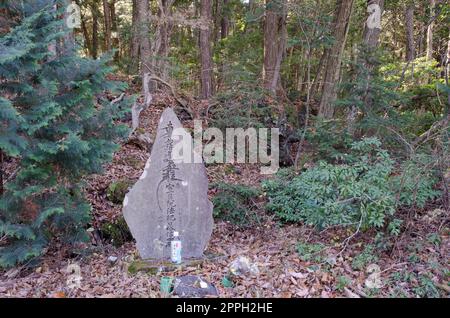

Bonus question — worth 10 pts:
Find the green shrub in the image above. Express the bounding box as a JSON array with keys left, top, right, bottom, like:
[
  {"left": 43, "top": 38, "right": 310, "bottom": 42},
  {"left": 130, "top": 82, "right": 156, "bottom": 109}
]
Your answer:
[
  {"left": 413, "top": 274, "right": 441, "bottom": 298},
  {"left": 264, "top": 137, "right": 442, "bottom": 232},
  {"left": 351, "top": 245, "right": 379, "bottom": 271},
  {"left": 336, "top": 276, "right": 351, "bottom": 292},
  {"left": 107, "top": 180, "right": 133, "bottom": 204},
  {"left": 209, "top": 88, "right": 278, "bottom": 132},
  {"left": 303, "top": 118, "right": 354, "bottom": 163},
  {"left": 296, "top": 241, "right": 325, "bottom": 263},
  {"left": 264, "top": 138, "right": 396, "bottom": 230},
  {"left": 389, "top": 270, "right": 441, "bottom": 298},
  {"left": 427, "top": 233, "right": 441, "bottom": 248},
  {"left": 391, "top": 154, "right": 441, "bottom": 208},
  {"left": 211, "top": 182, "right": 261, "bottom": 228},
  {"left": 100, "top": 216, "right": 132, "bottom": 247}
]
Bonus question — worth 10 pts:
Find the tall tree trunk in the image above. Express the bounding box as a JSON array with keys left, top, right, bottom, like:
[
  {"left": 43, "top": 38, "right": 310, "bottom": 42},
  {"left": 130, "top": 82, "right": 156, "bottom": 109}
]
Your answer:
[
  {"left": 405, "top": 1, "right": 415, "bottom": 62},
  {"left": 362, "top": 0, "right": 384, "bottom": 52},
  {"left": 426, "top": 0, "right": 435, "bottom": 61},
  {"left": 263, "top": 0, "right": 278, "bottom": 91},
  {"left": 447, "top": 32, "right": 450, "bottom": 81},
  {"left": 0, "top": 150, "right": 4, "bottom": 197},
  {"left": 75, "top": 0, "right": 92, "bottom": 56},
  {"left": 318, "top": 0, "right": 354, "bottom": 118},
  {"left": 311, "top": 49, "right": 328, "bottom": 98},
  {"left": 263, "top": 0, "right": 287, "bottom": 93},
  {"left": 213, "top": 0, "right": 220, "bottom": 43},
  {"left": 155, "top": 0, "right": 174, "bottom": 82},
  {"left": 446, "top": 31, "right": 450, "bottom": 114},
  {"left": 347, "top": 0, "right": 384, "bottom": 131},
  {"left": 60, "top": 0, "right": 75, "bottom": 52},
  {"left": 217, "top": 0, "right": 230, "bottom": 90},
  {"left": 221, "top": 0, "right": 229, "bottom": 39},
  {"left": 418, "top": 19, "right": 425, "bottom": 56},
  {"left": 271, "top": 5, "right": 287, "bottom": 92},
  {"left": 81, "top": 14, "right": 92, "bottom": 56},
  {"left": 137, "top": 0, "right": 151, "bottom": 72},
  {"left": 103, "top": 0, "right": 112, "bottom": 51},
  {"left": 200, "top": 0, "right": 214, "bottom": 99},
  {"left": 110, "top": 0, "right": 119, "bottom": 60},
  {"left": 129, "top": 0, "right": 139, "bottom": 73},
  {"left": 91, "top": 2, "right": 99, "bottom": 60}
]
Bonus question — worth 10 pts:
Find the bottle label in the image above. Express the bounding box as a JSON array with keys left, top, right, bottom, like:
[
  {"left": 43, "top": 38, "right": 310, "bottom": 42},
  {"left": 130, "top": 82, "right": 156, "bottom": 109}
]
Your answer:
[{"left": 171, "top": 241, "right": 182, "bottom": 263}]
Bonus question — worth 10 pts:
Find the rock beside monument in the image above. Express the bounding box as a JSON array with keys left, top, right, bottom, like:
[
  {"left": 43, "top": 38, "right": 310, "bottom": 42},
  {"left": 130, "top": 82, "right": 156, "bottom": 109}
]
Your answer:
[
  {"left": 123, "top": 108, "right": 214, "bottom": 260},
  {"left": 173, "top": 275, "right": 218, "bottom": 298}
]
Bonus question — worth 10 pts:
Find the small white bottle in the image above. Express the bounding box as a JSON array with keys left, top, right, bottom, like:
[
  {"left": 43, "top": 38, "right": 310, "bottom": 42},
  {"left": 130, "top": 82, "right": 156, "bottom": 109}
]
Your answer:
[{"left": 171, "top": 231, "right": 182, "bottom": 264}]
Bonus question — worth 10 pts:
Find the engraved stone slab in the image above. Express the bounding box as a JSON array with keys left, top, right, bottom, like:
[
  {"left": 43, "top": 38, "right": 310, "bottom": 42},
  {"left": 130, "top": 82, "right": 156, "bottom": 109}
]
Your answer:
[{"left": 123, "top": 108, "right": 214, "bottom": 259}]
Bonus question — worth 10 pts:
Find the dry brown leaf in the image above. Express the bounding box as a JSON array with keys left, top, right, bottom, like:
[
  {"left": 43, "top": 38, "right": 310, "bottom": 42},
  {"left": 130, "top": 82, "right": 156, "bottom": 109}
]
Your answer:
[
  {"left": 52, "top": 291, "right": 66, "bottom": 298},
  {"left": 295, "top": 287, "right": 309, "bottom": 297}
]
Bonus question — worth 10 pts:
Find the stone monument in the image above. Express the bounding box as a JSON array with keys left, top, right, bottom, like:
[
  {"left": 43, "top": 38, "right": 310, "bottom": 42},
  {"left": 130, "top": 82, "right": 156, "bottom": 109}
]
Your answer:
[{"left": 123, "top": 108, "right": 213, "bottom": 260}]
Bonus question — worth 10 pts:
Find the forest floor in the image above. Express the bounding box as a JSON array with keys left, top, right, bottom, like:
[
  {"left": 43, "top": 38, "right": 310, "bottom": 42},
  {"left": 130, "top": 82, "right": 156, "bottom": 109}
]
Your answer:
[{"left": 0, "top": 91, "right": 448, "bottom": 298}]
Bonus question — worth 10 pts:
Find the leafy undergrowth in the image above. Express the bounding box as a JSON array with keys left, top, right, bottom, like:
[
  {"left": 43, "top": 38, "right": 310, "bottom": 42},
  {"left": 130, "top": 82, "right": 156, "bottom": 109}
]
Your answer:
[
  {"left": 0, "top": 95, "right": 448, "bottom": 298},
  {"left": 0, "top": 216, "right": 447, "bottom": 298}
]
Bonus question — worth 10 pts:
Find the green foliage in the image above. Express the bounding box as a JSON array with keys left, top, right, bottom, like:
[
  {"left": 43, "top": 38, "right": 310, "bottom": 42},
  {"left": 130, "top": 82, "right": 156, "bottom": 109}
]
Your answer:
[
  {"left": 391, "top": 154, "right": 441, "bottom": 208},
  {"left": 0, "top": 1, "right": 129, "bottom": 268},
  {"left": 351, "top": 245, "right": 378, "bottom": 271},
  {"left": 211, "top": 182, "right": 261, "bottom": 228},
  {"left": 264, "top": 136, "right": 442, "bottom": 232},
  {"left": 100, "top": 216, "right": 132, "bottom": 247},
  {"left": 303, "top": 118, "right": 354, "bottom": 162},
  {"left": 427, "top": 233, "right": 441, "bottom": 249},
  {"left": 264, "top": 138, "right": 396, "bottom": 230},
  {"left": 106, "top": 180, "right": 133, "bottom": 205},
  {"left": 374, "top": 232, "right": 393, "bottom": 251},
  {"left": 383, "top": 57, "right": 438, "bottom": 82},
  {"left": 336, "top": 276, "right": 351, "bottom": 292},
  {"left": 391, "top": 271, "right": 440, "bottom": 298},
  {"left": 337, "top": 48, "right": 447, "bottom": 153},
  {"left": 296, "top": 241, "right": 325, "bottom": 263},
  {"left": 284, "top": 0, "right": 334, "bottom": 91},
  {"left": 387, "top": 219, "right": 402, "bottom": 236},
  {"left": 213, "top": 1, "right": 263, "bottom": 89},
  {"left": 210, "top": 87, "right": 278, "bottom": 132},
  {"left": 413, "top": 274, "right": 440, "bottom": 298}
]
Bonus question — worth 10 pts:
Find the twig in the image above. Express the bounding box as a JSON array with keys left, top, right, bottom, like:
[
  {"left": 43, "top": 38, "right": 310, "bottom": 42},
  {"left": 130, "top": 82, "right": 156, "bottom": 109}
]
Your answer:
[
  {"left": 336, "top": 216, "right": 363, "bottom": 257},
  {"left": 318, "top": 220, "right": 360, "bottom": 234},
  {"left": 344, "top": 287, "right": 361, "bottom": 298},
  {"left": 379, "top": 262, "right": 408, "bottom": 274},
  {"left": 385, "top": 125, "right": 415, "bottom": 155},
  {"left": 205, "top": 101, "right": 220, "bottom": 118},
  {"left": 412, "top": 118, "right": 449, "bottom": 148},
  {"left": 110, "top": 93, "right": 125, "bottom": 105},
  {"left": 0, "top": 150, "right": 3, "bottom": 196},
  {"left": 437, "top": 283, "right": 450, "bottom": 294},
  {"left": 6, "top": 167, "right": 19, "bottom": 183},
  {"left": 352, "top": 287, "right": 369, "bottom": 298},
  {"left": 142, "top": 63, "right": 194, "bottom": 118},
  {"left": 395, "top": 60, "right": 412, "bottom": 89}
]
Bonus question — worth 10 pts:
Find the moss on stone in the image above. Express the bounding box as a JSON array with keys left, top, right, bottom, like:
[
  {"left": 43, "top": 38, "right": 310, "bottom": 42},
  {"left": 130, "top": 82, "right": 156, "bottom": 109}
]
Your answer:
[
  {"left": 128, "top": 261, "right": 162, "bottom": 275},
  {"left": 127, "top": 253, "right": 224, "bottom": 275},
  {"left": 106, "top": 180, "right": 133, "bottom": 204}
]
